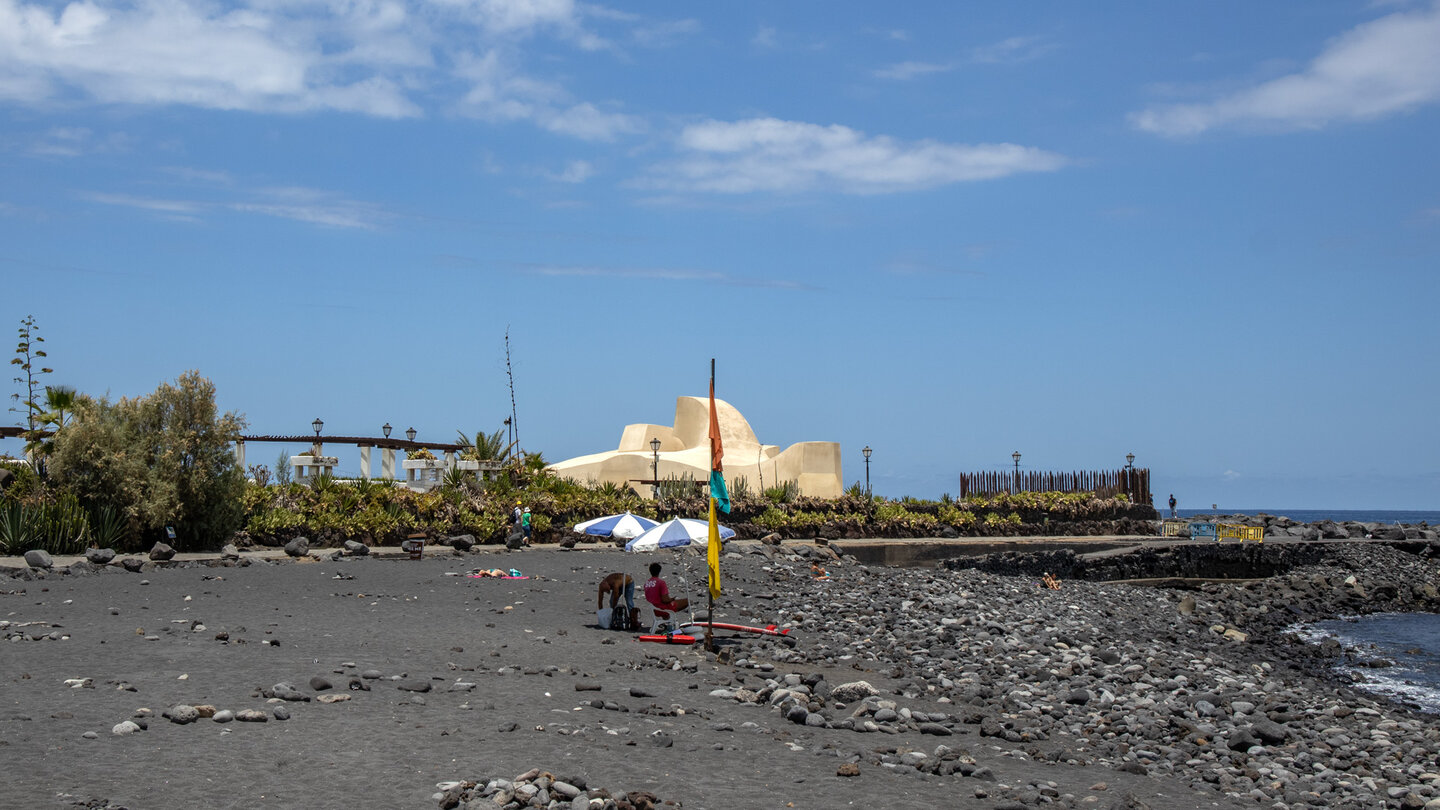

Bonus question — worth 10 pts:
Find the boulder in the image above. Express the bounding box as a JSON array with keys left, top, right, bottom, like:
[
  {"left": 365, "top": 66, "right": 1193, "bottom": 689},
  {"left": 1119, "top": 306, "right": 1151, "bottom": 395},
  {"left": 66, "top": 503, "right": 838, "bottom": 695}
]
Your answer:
[
  {"left": 448, "top": 534, "right": 475, "bottom": 551},
  {"left": 829, "top": 681, "right": 879, "bottom": 703},
  {"left": 342, "top": 540, "right": 369, "bottom": 556},
  {"left": 220, "top": 544, "right": 241, "bottom": 560},
  {"left": 148, "top": 542, "right": 176, "bottom": 561},
  {"left": 284, "top": 537, "right": 309, "bottom": 557},
  {"left": 23, "top": 549, "right": 53, "bottom": 569},
  {"left": 85, "top": 547, "right": 116, "bottom": 565},
  {"left": 120, "top": 557, "right": 145, "bottom": 573}
]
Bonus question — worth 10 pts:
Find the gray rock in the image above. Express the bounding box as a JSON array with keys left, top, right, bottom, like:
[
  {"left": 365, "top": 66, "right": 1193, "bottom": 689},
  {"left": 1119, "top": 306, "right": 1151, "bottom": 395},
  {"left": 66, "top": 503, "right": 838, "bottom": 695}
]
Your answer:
[
  {"left": 221, "top": 544, "right": 241, "bottom": 560},
  {"left": 148, "top": 542, "right": 175, "bottom": 561},
  {"left": 309, "top": 676, "right": 334, "bottom": 692},
  {"left": 235, "top": 710, "right": 269, "bottom": 722},
  {"left": 272, "top": 705, "right": 291, "bottom": 721},
  {"left": 343, "top": 540, "right": 369, "bottom": 556},
  {"left": 270, "top": 682, "right": 309, "bottom": 701},
  {"left": 111, "top": 720, "right": 142, "bottom": 735},
  {"left": 829, "top": 681, "right": 879, "bottom": 703},
  {"left": 397, "top": 679, "right": 431, "bottom": 693},
  {"left": 85, "top": 547, "right": 116, "bottom": 565},
  {"left": 283, "top": 537, "right": 309, "bottom": 557},
  {"left": 164, "top": 704, "right": 200, "bottom": 724},
  {"left": 23, "top": 549, "right": 53, "bottom": 569},
  {"left": 1250, "top": 718, "right": 1288, "bottom": 745},
  {"left": 918, "top": 722, "right": 952, "bottom": 736},
  {"left": 212, "top": 710, "right": 234, "bottom": 723},
  {"left": 448, "top": 534, "right": 475, "bottom": 551}
]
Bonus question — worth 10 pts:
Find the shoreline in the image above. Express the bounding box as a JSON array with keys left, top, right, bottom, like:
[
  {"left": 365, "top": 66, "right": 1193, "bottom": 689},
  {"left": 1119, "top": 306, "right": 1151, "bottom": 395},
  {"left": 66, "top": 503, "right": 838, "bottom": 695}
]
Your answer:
[{"left": 3, "top": 539, "right": 1439, "bottom": 809}]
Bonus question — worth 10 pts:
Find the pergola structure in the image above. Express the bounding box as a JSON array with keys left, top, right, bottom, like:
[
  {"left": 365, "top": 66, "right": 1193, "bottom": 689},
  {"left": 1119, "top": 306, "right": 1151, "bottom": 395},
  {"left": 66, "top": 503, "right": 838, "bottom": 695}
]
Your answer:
[{"left": 235, "top": 433, "right": 476, "bottom": 487}]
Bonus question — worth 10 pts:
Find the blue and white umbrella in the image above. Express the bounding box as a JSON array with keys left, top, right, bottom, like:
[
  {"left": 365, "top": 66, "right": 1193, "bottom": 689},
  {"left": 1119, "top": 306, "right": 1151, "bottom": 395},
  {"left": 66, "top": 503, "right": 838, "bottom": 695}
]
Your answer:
[
  {"left": 624, "top": 517, "right": 735, "bottom": 552},
  {"left": 573, "top": 511, "right": 660, "bottom": 541}
]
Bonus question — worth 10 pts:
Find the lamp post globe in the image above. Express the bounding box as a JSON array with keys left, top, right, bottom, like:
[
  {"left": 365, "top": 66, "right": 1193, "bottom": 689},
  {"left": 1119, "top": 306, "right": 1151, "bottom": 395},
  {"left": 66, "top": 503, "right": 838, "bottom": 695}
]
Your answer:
[
  {"left": 312, "top": 417, "right": 323, "bottom": 437},
  {"left": 405, "top": 426, "right": 416, "bottom": 443},
  {"left": 382, "top": 422, "right": 392, "bottom": 439},
  {"left": 1126, "top": 452, "right": 1135, "bottom": 470}
]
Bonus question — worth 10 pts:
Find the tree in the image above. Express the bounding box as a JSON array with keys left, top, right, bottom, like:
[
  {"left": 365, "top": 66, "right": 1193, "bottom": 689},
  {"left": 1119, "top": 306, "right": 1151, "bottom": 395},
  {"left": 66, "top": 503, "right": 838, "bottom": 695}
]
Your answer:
[
  {"left": 48, "top": 371, "right": 247, "bottom": 550},
  {"left": 456, "top": 426, "right": 510, "bottom": 462},
  {"left": 10, "top": 315, "right": 53, "bottom": 437}
]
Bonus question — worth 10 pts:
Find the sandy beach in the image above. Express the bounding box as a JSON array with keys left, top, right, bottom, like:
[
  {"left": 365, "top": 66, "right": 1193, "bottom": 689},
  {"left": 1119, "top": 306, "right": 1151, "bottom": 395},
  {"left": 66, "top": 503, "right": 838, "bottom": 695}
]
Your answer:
[{"left": 3, "top": 539, "right": 1438, "bottom": 810}]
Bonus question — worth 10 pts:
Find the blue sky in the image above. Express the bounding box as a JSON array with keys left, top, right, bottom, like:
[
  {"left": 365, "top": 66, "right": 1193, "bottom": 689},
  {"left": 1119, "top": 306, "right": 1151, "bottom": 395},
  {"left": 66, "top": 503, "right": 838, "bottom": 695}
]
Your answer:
[{"left": 2, "top": 0, "right": 1437, "bottom": 509}]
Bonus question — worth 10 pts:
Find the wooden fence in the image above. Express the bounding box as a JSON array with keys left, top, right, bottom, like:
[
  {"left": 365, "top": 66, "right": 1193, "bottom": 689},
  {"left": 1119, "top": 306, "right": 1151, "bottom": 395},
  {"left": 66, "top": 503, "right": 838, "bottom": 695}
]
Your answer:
[{"left": 957, "top": 468, "right": 1151, "bottom": 505}]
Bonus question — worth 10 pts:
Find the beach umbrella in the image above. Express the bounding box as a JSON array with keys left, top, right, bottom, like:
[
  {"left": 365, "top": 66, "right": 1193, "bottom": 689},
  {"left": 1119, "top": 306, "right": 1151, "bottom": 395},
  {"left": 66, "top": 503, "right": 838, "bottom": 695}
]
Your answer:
[
  {"left": 624, "top": 517, "right": 735, "bottom": 553},
  {"left": 573, "top": 511, "right": 660, "bottom": 541}
]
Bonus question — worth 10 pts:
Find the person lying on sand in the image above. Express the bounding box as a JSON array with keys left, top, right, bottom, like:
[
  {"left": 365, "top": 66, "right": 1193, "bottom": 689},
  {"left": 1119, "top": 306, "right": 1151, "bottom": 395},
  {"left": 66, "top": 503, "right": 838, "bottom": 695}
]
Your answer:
[{"left": 643, "top": 563, "right": 689, "bottom": 615}]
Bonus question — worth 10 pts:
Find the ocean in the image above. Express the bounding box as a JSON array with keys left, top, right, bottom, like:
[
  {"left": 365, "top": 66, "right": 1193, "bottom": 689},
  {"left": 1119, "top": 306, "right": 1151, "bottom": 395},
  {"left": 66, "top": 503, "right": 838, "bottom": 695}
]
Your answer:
[
  {"left": 1174, "top": 509, "right": 1439, "bottom": 525},
  {"left": 1293, "top": 613, "right": 1440, "bottom": 715}
]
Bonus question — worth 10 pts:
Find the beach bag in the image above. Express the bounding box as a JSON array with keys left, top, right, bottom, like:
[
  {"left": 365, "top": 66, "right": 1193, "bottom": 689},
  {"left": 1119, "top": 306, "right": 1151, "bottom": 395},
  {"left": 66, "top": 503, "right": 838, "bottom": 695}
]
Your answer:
[
  {"left": 609, "top": 606, "right": 638, "bottom": 632},
  {"left": 596, "top": 607, "right": 612, "bottom": 629}
]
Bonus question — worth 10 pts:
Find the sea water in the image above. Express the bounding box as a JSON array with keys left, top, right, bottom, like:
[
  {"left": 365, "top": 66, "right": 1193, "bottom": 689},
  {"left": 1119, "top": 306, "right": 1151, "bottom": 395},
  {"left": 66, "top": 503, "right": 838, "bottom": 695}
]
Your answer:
[
  {"left": 1293, "top": 612, "right": 1440, "bottom": 714},
  {"left": 1175, "top": 509, "right": 1440, "bottom": 525}
]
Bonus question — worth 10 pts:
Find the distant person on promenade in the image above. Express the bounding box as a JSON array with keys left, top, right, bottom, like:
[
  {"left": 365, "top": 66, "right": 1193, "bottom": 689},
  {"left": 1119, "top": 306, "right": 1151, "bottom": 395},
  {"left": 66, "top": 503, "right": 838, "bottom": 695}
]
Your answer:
[
  {"left": 512, "top": 501, "right": 523, "bottom": 526},
  {"left": 1169, "top": 494, "right": 1177, "bottom": 518},
  {"left": 643, "top": 562, "right": 689, "bottom": 616},
  {"left": 521, "top": 507, "right": 533, "bottom": 545}
]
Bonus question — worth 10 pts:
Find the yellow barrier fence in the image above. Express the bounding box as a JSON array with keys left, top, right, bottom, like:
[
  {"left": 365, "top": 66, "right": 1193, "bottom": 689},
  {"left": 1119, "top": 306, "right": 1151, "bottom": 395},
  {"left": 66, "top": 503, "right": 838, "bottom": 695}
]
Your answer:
[
  {"left": 1217, "top": 523, "right": 1264, "bottom": 544},
  {"left": 1161, "top": 519, "right": 1189, "bottom": 537}
]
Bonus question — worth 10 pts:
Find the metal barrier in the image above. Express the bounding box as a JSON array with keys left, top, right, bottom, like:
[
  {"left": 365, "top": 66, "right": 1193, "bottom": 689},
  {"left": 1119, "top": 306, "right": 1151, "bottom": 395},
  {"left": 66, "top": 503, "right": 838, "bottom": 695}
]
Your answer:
[
  {"left": 1218, "top": 523, "right": 1264, "bottom": 543},
  {"left": 1160, "top": 519, "right": 1189, "bottom": 537},
  {"left": 1189, "top": 522, "right": 1218, "bottom": 542}
]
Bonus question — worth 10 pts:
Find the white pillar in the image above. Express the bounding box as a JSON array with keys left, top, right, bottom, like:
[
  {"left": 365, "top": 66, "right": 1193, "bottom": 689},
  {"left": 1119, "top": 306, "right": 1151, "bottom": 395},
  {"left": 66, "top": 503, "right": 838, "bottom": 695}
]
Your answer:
[
  {"left": 234, "top": 440, "right": 246, "bottom": 471},
  {"left": 443, "top": 450, "right": 454, "bottom": 469},
  {"left": 360, "top": 446, "right": 372, "bottom": 479},
  {"left": 381, "top": 448, "right": 395, "bottom": 479}
]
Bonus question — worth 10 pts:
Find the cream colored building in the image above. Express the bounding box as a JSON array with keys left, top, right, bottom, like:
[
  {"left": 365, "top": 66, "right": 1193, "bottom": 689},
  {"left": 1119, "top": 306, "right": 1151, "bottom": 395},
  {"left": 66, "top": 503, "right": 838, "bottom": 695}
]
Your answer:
[{"left": 549, "top": 396, "right": 842, "bottom": 498}]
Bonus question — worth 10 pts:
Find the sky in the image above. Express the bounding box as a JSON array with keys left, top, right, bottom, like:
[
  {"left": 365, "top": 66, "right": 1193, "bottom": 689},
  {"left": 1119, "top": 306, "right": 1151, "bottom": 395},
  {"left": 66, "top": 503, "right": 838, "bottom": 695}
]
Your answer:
[{"left": 1, "top": 0, "right": 1437, "bottom": 510}]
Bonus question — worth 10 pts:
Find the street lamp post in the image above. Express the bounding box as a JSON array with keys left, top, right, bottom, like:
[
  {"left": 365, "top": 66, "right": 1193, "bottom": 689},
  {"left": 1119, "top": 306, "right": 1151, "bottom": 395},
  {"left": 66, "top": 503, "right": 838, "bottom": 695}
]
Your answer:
[
  {"left": 405, "top": 426, "right": 417, "bottom": 443},
  {"left": 1012, "top": 450, "right": 1021, "bottom": 493},
  {"left": 650, "top": 437, "right": 661, "bottom": 507},
  {"left": 382, "top": 422, "right": 392, "bottom": 440},
  {"left": 1126, "top": 452, "right": 1135, "bottom": 471},
  {"left": 862, "top": 445, "right": 872, "bottom": 499},
  {"left": 312, "top": 418, "right": 324, "bottom": 456}
]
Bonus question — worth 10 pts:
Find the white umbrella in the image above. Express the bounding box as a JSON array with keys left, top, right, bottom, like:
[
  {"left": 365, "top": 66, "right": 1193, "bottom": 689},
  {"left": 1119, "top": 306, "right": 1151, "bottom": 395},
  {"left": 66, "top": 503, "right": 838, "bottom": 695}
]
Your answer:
[
  {"left": 624, "top": 517, "right": 735, "bottom": 553},
  {"left": 573, "top": 511, "right": 660, "bottom": 541}
]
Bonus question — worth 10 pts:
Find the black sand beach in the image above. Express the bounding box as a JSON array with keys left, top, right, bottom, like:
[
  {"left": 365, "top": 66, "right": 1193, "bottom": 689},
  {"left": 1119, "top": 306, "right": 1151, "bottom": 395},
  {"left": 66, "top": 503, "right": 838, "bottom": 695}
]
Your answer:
[{"left": 3, "top": 539, "right": 1438, "bottom": 810}]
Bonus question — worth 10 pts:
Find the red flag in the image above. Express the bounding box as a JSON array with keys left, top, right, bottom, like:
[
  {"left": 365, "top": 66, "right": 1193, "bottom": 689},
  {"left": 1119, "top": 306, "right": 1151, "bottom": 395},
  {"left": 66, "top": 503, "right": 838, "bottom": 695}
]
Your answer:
[{"left": 708, "top": 377, "right": 724, "bottom": 473}]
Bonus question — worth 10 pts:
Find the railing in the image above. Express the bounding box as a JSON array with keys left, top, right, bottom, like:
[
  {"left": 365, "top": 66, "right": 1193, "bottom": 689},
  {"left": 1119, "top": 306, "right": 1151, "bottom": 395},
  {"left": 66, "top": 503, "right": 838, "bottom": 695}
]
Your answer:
[{"left": 957, "top": 468, "right": 1150, "bottom": 504}]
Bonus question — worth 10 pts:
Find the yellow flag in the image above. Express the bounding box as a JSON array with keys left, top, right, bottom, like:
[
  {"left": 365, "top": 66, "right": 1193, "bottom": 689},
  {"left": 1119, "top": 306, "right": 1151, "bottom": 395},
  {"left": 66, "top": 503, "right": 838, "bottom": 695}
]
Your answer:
[{"left": 707, "top": 496, "right": 722, "bottom": 599}]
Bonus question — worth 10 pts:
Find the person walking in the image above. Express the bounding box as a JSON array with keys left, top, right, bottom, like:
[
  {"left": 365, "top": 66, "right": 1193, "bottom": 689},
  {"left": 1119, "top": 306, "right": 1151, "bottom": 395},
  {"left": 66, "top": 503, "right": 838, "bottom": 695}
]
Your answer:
[
  {"left": 1168, "top": 494, "right": 1178, "bottom": 518},
  {"left": 521, "top": 506, "right": 533, "bottom": 545}
]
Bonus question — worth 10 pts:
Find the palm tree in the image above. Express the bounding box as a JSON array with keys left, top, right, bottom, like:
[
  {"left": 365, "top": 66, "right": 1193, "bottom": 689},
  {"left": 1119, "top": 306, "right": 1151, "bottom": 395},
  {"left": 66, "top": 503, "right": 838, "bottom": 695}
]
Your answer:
[
  {"left": 456, "top": 427, "right": 510, "bottom": 462},
  {"left": 43, "top": 385, "right": 77, "bottom": 430}
]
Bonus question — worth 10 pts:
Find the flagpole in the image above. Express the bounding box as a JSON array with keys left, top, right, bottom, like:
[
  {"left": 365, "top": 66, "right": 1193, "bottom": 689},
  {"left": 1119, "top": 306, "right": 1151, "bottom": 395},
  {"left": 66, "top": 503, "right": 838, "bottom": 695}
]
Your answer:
[{"left": 706, "top": 357, "right": 716, "bottom": 653}]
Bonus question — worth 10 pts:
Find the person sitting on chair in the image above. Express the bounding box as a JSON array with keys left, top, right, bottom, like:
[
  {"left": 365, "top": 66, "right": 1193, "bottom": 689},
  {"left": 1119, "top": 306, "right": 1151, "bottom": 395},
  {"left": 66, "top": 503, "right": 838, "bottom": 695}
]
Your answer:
[
  {"left": 597, "top": 572, "right": 639, "bottom": 628},
  {"left": 643, "top": 562, "right": 689, "bottom": 616}
]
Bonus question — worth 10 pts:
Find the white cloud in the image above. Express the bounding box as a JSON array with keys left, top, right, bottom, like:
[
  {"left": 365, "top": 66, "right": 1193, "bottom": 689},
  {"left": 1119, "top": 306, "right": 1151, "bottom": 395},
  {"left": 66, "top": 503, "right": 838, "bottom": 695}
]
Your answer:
[
  {"left": 455, "top": 49, "right": 639, "bottom": 140},
  {"left": 1223, "top": 470, "right": 1242, "bottom": 480},
  {"left": 1132, "top": 2, "right": 1440, "bottom": 136},
  {"left": 752, "top": 25, "right": 777, "bottom": 48},
  {"left": 82, "top": 183, "right": 388, "bottom": 229},
  {"left": 547, "top": 159, "right": 593, "bottom": 183},
  {"left": 971, "top": 35, "right": 1053, "bottom": 65},
  {"left": 0, "top": 0, "right": 636, "bottom": 134},
  {"left": 874, "top": 61, "right": 952, "bottom": 81},
  {"left": 518, "top": 262, "right": 809, "bottom": 289},
  {"left": 643, "top": 118, "right": 1067, "bottom": 195}
]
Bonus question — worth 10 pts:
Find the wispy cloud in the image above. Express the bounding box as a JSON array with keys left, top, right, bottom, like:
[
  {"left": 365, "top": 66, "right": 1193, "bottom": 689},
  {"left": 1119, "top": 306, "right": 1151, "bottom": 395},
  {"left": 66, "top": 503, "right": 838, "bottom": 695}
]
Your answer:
[
  {"left": 640, "top": 117, "right": 1067, "bottom": 195},
  {"left": 971, "top": 35, "right": 1054, "bottom": 65},
  {"left": 1223, "top": 470, "right": 1242, "bottom": 480},
  {"left": 510, "top": 262, "right": 815, "bottom": 289},
  {"left": 1131, "top": 2, "right": 1440, "bottom": 136},
  {"left": 874, "top": 61, "right": 953, "bottom": 81},
  {"left": 81, "top": 184, "right": 388, "bottom": 229},
  {"left": 546, "top": 160, "right": 595, "bottom": 183},
  {"left": 752, "top": 25, "right": 778, "bottom": 48},
  {"left": 0, "top": 0, "right": 651, "bottom": 139}
]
